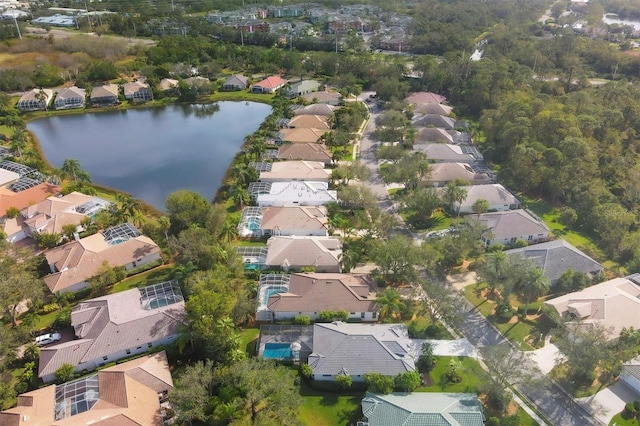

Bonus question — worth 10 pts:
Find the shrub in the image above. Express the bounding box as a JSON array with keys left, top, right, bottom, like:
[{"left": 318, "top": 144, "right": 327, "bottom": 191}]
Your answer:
[
  {"left": 445, "top": 359, "right": 462, "bottom": 383},
  {"left": 486, "top": 418, "right": 500, "bottom": 426},
  {"left": 5, "top": 207, "right": 19, "bottom": 219},
  {"left": 53, "top": 306, "right": 72, "bottom": 328},
  {"left": 42, "top": 303, "right": 60, "bottom": 314},
  {"left": 495, "top": 301, "right": 514, "bottom": 322},
  {"left": 55, "top": 363, "right": 75, "bottom": 383},
  {"left": 336, "top": 373, "right": 352, "bottom": 390},
  {"left": 300, "top": 363, "right": 312, "bottom": 379},
  {"left": 394, "top": 371, "right": 420, "bottom": 392},
  {"left": 487, "top": 243, "right": 504, "bottom": 252},
  {"left": 512, "top": 239, "right": 528, "bottom": 248},
  {"left": 317, "top": 310, "right": 348, "bottom": 322},
  {"left": 364, "top": 373, "right": 394, "bottom": 394},
  {"left": 293, "top": 315, "right": 311, "bottom": 325},
  {"left": 486, "top": 385, "right": 512, "bottom": 413},
  {"left": 14, "top": 382, "right": 28, "bottom": 394},
  {"left": 517, "top": 302, "right": 541, "bottom": 316}
]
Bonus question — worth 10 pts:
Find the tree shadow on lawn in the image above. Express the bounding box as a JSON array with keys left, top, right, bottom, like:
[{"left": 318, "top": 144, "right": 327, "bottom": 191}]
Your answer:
[{"left": 299, "top": 381, "right": 363, "bottom": 425}]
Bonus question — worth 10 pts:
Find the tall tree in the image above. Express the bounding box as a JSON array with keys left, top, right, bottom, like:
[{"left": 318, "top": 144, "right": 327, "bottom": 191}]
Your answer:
[
  {"left": 10, "top": 129, "right": 27, "bottom": 162},
  {"left": 472, "top": 198, "right": 490, "bottom": 218},
  {"left": 516, "top": 266, "right": 550, "bottom": 315},
  {"left": 375, "top": 288, "right": 406, "bottom": 321},
  {"left": 371, "top": 234, "right": 424, "bottom": 284},
  {"left": 165, "top": 190, "right": 210, "bottom": 234},
  {"left": 0, "top": 242, "right": 42, "bottom": 327},
  {"left": 443, "top": 182, "right": 468, "bottom": 217},
  {"left": 61, "top": 158, "right": 91, "bottom": 184},
  {"left": 116, "top": 193, "right": 142, "bottom": 225}
]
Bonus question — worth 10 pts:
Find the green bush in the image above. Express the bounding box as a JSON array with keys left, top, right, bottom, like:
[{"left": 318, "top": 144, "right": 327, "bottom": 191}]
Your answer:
[
  {"left": 495, "top": 302, "right": 514, "bottom": 322},
  {"left": 336, "top": 373, "right": 352, "bottom": 389},
  {"left": 517, "top": 302, "right": 541, "bottom": 316},
  {"left": 394, "top": 371, "right": 420, "bottom": 392},
  {"left": 486, "top": 418, "right": 500, "bottom": 426},
  {"left": 42, "top": 303, "right": 60, "bottom": 314},
  {"left": 293, "top": 315, "right": 311, "bottom": 325},
  {"left": 317, "top": 310, "right": 348, "bottom": 322},
  {"left": 300, "top": 363, "right": 312, "bottom": 379},
  {"left": 364, "top": 373, "right": 394, "bottom": 394}
]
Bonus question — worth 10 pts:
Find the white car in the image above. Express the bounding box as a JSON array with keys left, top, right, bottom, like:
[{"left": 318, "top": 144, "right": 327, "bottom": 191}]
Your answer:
[{"left": 35, "top": 333, "right": 61, "bottom": 347}]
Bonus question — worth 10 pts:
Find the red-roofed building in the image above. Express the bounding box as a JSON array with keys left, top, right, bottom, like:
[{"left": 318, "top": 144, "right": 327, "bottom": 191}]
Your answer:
[{"left": 252, "top": 76, "right": 287, "bottom": 93}]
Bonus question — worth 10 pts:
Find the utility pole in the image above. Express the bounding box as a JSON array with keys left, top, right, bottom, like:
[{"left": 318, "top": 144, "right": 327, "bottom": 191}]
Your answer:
[{"left": 11, "top": 11, "right": 21, "bottom": 39}]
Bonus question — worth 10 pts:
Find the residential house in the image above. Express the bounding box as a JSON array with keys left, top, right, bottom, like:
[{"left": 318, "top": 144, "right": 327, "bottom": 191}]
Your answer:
[
  {"left": 405, "top": 91, "right": 446, "bottom": 105},
  {"left": 413, "top": 102, "right": 453, "bottom": 116},
  {"left": 53, "top": 86, "right": 86, "bottom": 110},
  {"left": 413, "top": 143, "right": 483, "bottom": 164},
  {"left": 0, "top": 169, "right": 19, "bottom": 188},
  {"left": 276, "top": 127, "right": 327, "bottom": 144},
  {"left": 261, "top": 273, "right": 379, "bottom": 322},
  {"left": 257, "top": 323, "right": 313, "bottom": 360},
  {"left": 505, "top": 239, "right": 604, "bottom": 286},
  {"left": 301, "top": 90, "right": 342, "bottom": 105},
  {"left": 43, "top": 223, "right": 161, "bottom": 294},
  {"left": 286, "top": 80, "right": 320, "bottom": 97},
  {"left": 278, "top": 143, "right": 332, "bottom": 164},
  {"left": 268, "top": 5, "right": 305, "bottom": 18},
  {"left": 293, "top": 103, "right": 337, "bottom": 117},
  {"left": 221, "top": 74, "right": 249, "bottom": 91},
  {"left": 415, "top": 127, "right": 455, "bottom": 144},
  {"left": 308, "top": 322, "right": 417, "bottom": 382},
  {"left": 327, "top": 15, "right": 365, "bottom": 33},
  {"left": 251, "top": 75, "right": 287, "bottom": 93},
  {"left": 265, "top": 235, "right": 342, "bottom": 272},
  {"left": 16, "top": 88, "right": 54, "bottom": 111},
  {"left": 545, "top": 277, "right": 640, "bottom": 340},
  {"left": 184, "top": 76, "right": 211, "bottom": 91},
  {"left": 1, "top": 352, "right": 173, "bottom": 425},
  {"left": 159, "top": 78, "right": 179, "bottom": 92},
  {"left": 361, "top": 392, "right": 485, "bottom": 426},
  {"left": 423, "top": 162, "right": 495, "bottom": 187},
  {"left": 90, "top": 84, "right": 119, "bottom": 107},
  {"left": 621, "top": 355, "right": 640, "bottom": 395},
  {"left": 252, "top": 181, "right": 338, "bottom": 207},
  {"left": 229, "top": 20, "right": 269, "bottom": 33},
  {"left": 467, "top": 209, "right": 550, "bottom": 247},
  {"left": 238, "top": 205, "right": 328, "bottom": 237},
  {"left": 123, "top": 81, "right": 153, "bottom": 102},
  {"left": 1, "top": 183, "right": 61, "bottom": 243},
  {"left": 287, "top": 114, "right": 331, "bottom": 130},
  {"left": 19, "top": 192, "right": 111, "bottom": 241},
  {"left": 258, "top": 161, "right": 331, "bottom": 182},
  {"left": 412, "top": 114, "right": 457, "bottom": 130},
  {"left": 38, "top": 281, "right": 185, "bottom": 382},
  {"left": 453, "top": 184, "right": 519, "bottom": 214}
]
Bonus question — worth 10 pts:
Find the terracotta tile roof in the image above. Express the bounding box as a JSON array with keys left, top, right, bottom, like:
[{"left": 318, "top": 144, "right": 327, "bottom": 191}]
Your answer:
[
  {"left": 0, "top": 183, "right": 61, "bottom": 216},
  {"left": 259, "top": 161, "right": 331, "bottom": 181},
  {"left": 267, "top": 273, "right": 379, "bottom": 314},
  {"left": 278, "top": 128, "right": 328, "bottom": 144},
  {"left": 2, "top": 352, "right": 173, "bottom": 426},
  {"left": 265, "top": 236, "right": 342, "bottom": 272},
  {"left": 277, "top": 143, "right": 332, "bottom": 163},
  {"left": 254, "top": 75, "right": 287, "bottom": 89},
  {"left": 260, "top": 206, "right": 328, "bottom": 233},
  {"left": 405, "top": 91, "right": 446, "bottom": 105},
  {"left": 287, "top": 115, "right": 331, "bottom": 130}
]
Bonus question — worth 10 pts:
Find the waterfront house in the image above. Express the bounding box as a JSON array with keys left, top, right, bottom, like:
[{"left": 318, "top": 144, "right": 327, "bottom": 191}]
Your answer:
[
  {"left": 252, "top": 181, "right": 338, "bottom": 207},
  {"left": 90, "top": 84, "right": 119, "bottom": 107},
  {"left": 2, "top": 351, "right": 174, "bottom": 425},
  {"left": 285, "top": 80, "right": 320, "bottom": 97},
  {"left": 265, "top": 235, "right": 342, "bottom": 272},
  {"left": 221, "top": 74, "right": 249, "bottom": 91},
  {"left": 43, "top": 223, "right": 161, "bottom": 294},
  {"left": 1, "top": 183, "right": 61, "bottom": 243},
  {"left": 238, "top": 205, "right": 328, "bottom": 237},
  {"left": 251, "top": 75, "right": 287, "bottom": 93},
  {"left": 287, "top": 114, "right": 331, "bottom": 130},
  {"left": 53, "top": 86, "right": 86, "bottom": 110},
  {"left": 16, "top": 88, "right": 54, "bottom": 111},
  {"left": 258, "top": 161, "right": 331, "bottom": 182},
  {"left": 37, "top": 281, "right": 184, "bottom": 382},
  {"left": 159, "top": 78, "right": 179, "bottom": 92},
  {"left": 276, "top": 128, "right": 327, "bottom": 144},
  {"left": 123, "top": 81, "right": 153, "bottom": 102},
  {"left": 278, "top": 143, "right": 332, "bottom": 164}
]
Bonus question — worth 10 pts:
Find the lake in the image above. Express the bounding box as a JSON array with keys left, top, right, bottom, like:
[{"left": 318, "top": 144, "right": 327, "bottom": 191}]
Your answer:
[
  {"left": 28, "top": 102, "right": 272, "bottom": 211},
  {"left": 603, "top": 13, "right": 640, "bottom": 31}
]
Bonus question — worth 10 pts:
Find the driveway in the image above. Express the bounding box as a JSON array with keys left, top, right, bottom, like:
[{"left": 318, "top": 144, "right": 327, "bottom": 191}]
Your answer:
[
  {"left": 578, "top": 381, "right": 638, "bottom": 425},
  {"left": 528, "top": 336, "right": 562, "bottom": 375}
]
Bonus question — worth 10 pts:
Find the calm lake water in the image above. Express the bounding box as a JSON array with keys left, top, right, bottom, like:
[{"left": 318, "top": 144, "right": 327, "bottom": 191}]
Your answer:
[
  {"left": 28, "top": 102, "right": 272, "bottom": 211},
  {"left": 603, "top": 13, "right": 640, "bottom": 31}
]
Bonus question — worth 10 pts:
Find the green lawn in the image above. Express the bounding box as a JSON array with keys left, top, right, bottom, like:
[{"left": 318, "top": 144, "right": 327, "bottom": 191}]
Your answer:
[
  {"left": 407, "top": 315, "right": 453, "bottom": 339},
  {"left": 0, "top": 125, "right": 14, "bottom": 137},
  {"left": 416, "top": 356, "right": 484, "bottom": 393},
  {"left": 111, "top": 264, "right": 175, "bottom": 293},
  {"left": 549, "top": 363, "right": 607, "bottom": 398},
  {"left": 298, "top": 381, "right": 362, "bottom": 426},
  {"left": 34, "top": 310, "right": 58, "bottom": 331},
  {"left": 240, "top": 328, "right": 260, "bottom": 356},
  {"left": 610, "top": 411, "right": 639, "bottom": 425}
]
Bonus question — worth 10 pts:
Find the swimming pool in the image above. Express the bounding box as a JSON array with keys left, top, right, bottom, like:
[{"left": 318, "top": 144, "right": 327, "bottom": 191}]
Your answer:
[{"left": 263, "top": 342, "right": 292, "bottom": 359}]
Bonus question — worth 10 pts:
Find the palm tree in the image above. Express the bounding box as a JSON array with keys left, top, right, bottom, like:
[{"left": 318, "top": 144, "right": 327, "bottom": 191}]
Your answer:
[
  {"left": 35, "top": 89, "right": 48, "bottom": 111},
  {"left": 231, "top": 164, "right": 257, "bottom": 187},
  {"left": 10, "top": 129, "right": 27, "bottom": 162},
  {"left": 519, "top": 267, "right": 550, "bottom": 316},
  {"left": 231, "top": 187, "right": 250, "bottom": 209},
  {"left": 375, "top": 288, "right": 406, "bottom": 321},
  {"left": 443, "top": 182, "right": 468, "bottom": 217},
  {"left": 158, "top": 216, "right": 171, "bottom": 241},
  {"left": 116, "top": 193, "right": 142, "bottom": 224},
  {"left": 221, "top": 217, "right": 239, "bottom": 243},
  {"left": 472, "top": 198, "right": 490, "bottom": 218},
  {"left": 339, "top": 247, "right": 358, "bottom": 272},
  {"left": 61, "top": 158, "right": 91, "bottom": 183},
  {"left": 478, "top": 251, "right": 511, "bottom": 299}
]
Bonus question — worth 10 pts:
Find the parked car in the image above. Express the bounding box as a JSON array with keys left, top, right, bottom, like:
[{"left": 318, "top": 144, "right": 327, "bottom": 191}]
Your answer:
[{"left": 35, "top": 333, "right": 61, "bottom": 346}]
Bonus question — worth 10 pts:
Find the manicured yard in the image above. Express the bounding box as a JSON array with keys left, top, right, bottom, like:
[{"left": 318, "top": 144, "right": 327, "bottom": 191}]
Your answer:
[
  {"left": 111, "top": 264, "right": 175, "bottom": 293},
  {"left": 0, "top": 125, "right": 14, "bottom": 137},
  {"left": 239, "top": 328, "right": 260, "bottom": 356},
  {"left": 416, "top": 356, "right": 484, "bottom": 393},
  {"left": 549, "top": 363, "right": 608, "bottom": 398},
  {"left": 298, "top": 381, "right": 362, "bottom": 426},
  {"left": 610, "top": 411, "right": 639, "bottom": 425},
  {"left": 407, "top": 314, "right": 453, "bottom": 339},
  {"left": 34, "top": 310, "right": 58, "bottom": 331}
]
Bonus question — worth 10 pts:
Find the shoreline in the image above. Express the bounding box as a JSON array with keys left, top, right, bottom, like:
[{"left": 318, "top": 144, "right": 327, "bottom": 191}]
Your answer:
[{"left": 23, "top": 93, "right": 274, "bottom": 217}]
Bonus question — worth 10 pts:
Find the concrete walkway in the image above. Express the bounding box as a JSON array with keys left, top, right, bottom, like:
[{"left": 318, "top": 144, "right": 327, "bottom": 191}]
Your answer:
[
  {"left": 418, "top": 338, "right": 480, "bottom": 358},
  {"left": 578, "top": 381, "right": 638, "bottom": 425},
  {"left": 528, "top": 336, "right": 562, "bottom": 375}
]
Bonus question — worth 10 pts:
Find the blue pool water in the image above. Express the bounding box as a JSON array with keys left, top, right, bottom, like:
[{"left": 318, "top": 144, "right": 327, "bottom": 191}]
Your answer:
[
  {"left": 263, "top": 343, "right": 292, "bottom": 359},
  {"left": 261, "top": 288, "right": 286, "bottom": 305}
]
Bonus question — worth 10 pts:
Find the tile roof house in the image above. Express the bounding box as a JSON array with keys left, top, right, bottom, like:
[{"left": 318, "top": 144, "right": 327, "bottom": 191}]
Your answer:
[
  {"left": 413, "top": 143, "right": 483, "bottom": 164},
  {"left": 251, "top": 75, "right": 287, "bottom": 93},
  {"left": 301, "top": 90, "right": 342, "bottom": 106},
  {"left": 53, "top": 86, "right": 86, "bottom": 110},
  {"left": 545, "top": 277, "right": 640, "bottom": 340},
  {"left": 254, "top": 181, "right": 338, "bottom": 207},
  {"left": 259, "top": 161, "right": 331, "bottom": 182},
  {"left": 505, "top": 239, "right": 603, "bottom": 286},
  {"left": 1, "top": 183, "right": 61, "bottom": 243},
  {"left": 265, "top": 235, "right": 342, "bottom": 272},
  {"left": 43, "top": 223, "right": 161, "bottom": 294},
  {"left": 361, "top": 392, "right": 485, "bottom": 426},
  {"left": 621, "top": 355, "right": 640, "bottom": 396},
  {"left": 413, "top": 102, "right": 453, "bottom": 116},
  {"left": 16, "top": 88, "right": 54, "bottom": 111},
  {"left": 278, "top": 143, "right": 332, "bottom": 164},
  {"left": 416, "top": 127, "right": 455, "bottom": 144},
  {"left": 265, "top": 273, "right": 379, "bottom": 322},
  {"left": 286, "top": 79, "right": 320, "bottom": 97},
  {"left": 423, "top": 162, "right": 495, "bottom": 187},
  {"left": 90, "top": 84, "right": 119, "bottom": 107},
  {"left": 239, "top": 205, "right": 328, "bottom": 237},
  {"left": 293, "top": 103, "right": 336, "bottom": 117},
  {"left": 123, "top": 81, "right": 153, "bottom": 102},
  {"left": 467, "top": 209, "right": 550, "bottom": 247},
  {"left": 0, "top": 169, "right": 20, "bottom": 188},
  {"left": 308, "top": 322, "right": 417, "bottom": 382},
  {"left": 405, "top": 91, "right": 447, "bottom": 105},
  {"left": 221, "top": 74, "right": 249, "bottom": 91},
  {"left": 159, "top": 78, "right": 179, "bottom": 91},
  {"left": 276, "top": 127, "right": 327, "bottom": 144},
  {"left": 413, "top": 114, "right": 457, "bottom": 130},
  {"left": 2, "top": 351, "right": 173, "bottom": 425},
  {"left": 453, "top": 184, "right": 519, "bottom": 214},
  {"left": 38, "top": 281, "right": 185, "bottom": 382},
  {"left": 287, "top": 114, "right": 331, "bottom": 130}
]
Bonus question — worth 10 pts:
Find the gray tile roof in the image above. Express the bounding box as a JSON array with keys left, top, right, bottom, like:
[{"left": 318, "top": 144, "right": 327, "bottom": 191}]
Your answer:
[
  {"left": 456, "top": 184, "right": 519, "bottom": 210},
  {"left": 469, "top": 209, "right": 549, "bottom": 242},
  {"left": 308, "top": 323, "right": 415, "bottom": 377},
  {"left": 362, "top": 392, "right": 484, "bottom": 426},
  {"left": 505, "top": 239, "right": 603, "bottom": 284}
]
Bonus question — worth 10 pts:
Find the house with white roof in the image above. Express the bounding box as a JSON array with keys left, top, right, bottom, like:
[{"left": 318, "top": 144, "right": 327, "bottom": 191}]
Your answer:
[
  {"left": 251, "top": 181, "right": 338, "bottom": 207},
  {"left": 466, "top": 209, "right": 550, "bottom": 246},
  {"left": 308, "top": 322, "right": 417, "bottom": 382},
  {"left": 413, "top": 143, "right": 483, "bottom": 164},
  {"left": 16, "top": 89, "right": 54, "bottom": 111},
  {"left": 38, "top": 281, "right": 185, "bottom": 382},
  {"left": 53, "top": 86, "right": 86, "bottom": 110},
  {"left": 453, "top": 184, "right": 520, "bottom": 214},
  {"left": 545, "top": 277, "right": 640, "bottom": 341},
  {"left": 258, "top": 161, "right": 331, "bottom": 182},
  {"left": 123, "top": 81, "right": 152, "bottom": 102}
]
